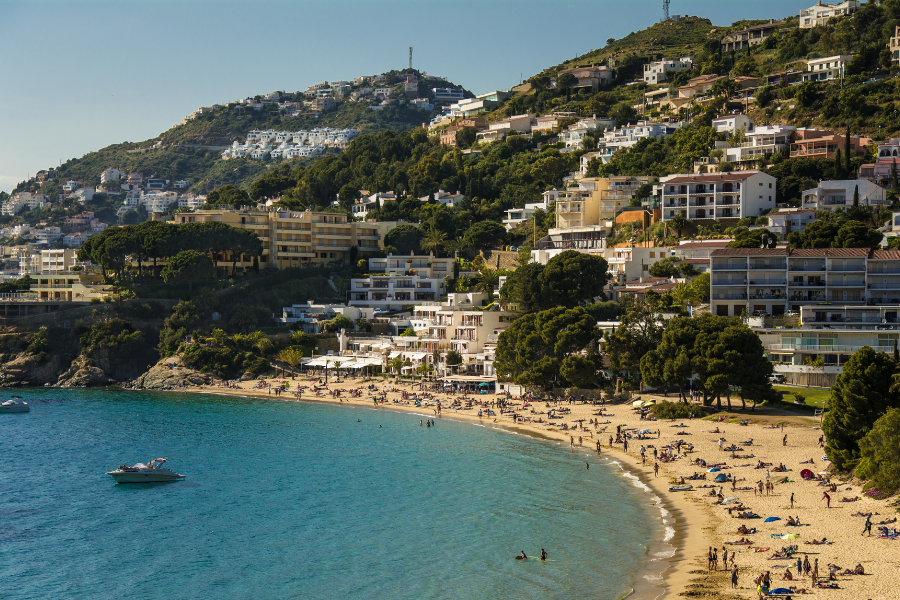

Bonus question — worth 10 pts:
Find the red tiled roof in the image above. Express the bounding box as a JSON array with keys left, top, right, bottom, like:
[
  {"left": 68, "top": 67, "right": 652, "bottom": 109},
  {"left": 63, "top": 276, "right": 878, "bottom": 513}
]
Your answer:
[
  {"left": 871, "top": 250, "right": 900, "bottom": 260},
  {"left": 664, "top": 172, "right": 758, "bottom": 184},
  {"left": 789, "top": 248, "right": 869, "bottom": 257},
  {"left": 680, "top": 258, "right": 711, "bottom": 264},
  {"left": 710, "top": 248, "right": 789, "bottom": 256}
]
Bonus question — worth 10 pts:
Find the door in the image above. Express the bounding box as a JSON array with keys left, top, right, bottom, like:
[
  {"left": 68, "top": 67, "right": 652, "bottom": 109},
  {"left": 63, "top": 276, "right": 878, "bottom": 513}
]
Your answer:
[{"left": 717, "top": 305, "right": 729, "bottom": 316}]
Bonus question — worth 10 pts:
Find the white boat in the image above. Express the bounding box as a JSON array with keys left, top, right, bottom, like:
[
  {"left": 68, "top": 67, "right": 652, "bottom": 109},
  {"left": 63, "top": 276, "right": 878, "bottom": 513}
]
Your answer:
[
  {"left": 107, "top": 457, "right": 185, "bottom": 483},
  {"left": 0, "top": 399, "right": 29, "bottom": 413}
]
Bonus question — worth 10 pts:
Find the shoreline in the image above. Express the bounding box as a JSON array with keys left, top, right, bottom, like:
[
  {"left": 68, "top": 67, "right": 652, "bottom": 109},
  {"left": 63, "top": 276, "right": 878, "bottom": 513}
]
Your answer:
[{"left": 164, "top": 381, "right": 712, "bottom": 599}]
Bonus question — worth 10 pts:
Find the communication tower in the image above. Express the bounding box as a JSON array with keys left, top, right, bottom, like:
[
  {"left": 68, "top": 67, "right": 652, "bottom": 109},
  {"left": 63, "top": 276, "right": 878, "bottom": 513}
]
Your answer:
[
  {"left": 663, "top": 0, "right": 670, "bottom": 21},
  {"left": 409, "top": 47, "right": 413, "bottom": 70}
]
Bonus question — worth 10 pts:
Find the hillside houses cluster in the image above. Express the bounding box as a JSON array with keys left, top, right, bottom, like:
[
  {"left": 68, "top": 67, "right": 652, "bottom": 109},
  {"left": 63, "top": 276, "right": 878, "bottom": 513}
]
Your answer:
[{"left": 221, "top": 128, "right": 361, "bottom": 160}]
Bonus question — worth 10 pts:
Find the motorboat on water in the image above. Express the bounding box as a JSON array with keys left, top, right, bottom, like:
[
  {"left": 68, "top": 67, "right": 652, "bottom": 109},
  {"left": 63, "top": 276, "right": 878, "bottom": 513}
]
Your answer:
[
  {"left": 107, "top": 457, "right": 185, "bottom": 483},
  {"left": 0, "top": 399, "right": 29, "bottom": 413}
]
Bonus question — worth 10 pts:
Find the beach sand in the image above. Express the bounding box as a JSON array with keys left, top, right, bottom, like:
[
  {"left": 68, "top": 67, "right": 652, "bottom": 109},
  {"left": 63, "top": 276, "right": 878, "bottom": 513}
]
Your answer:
[{"left": 176, "top": 376, "right": 894, "bottom": 599}]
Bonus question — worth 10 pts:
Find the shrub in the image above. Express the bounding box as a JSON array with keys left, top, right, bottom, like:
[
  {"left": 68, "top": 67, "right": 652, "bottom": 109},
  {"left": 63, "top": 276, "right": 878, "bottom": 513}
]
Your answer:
[
  {"left": 650, "top": 401, "right": 698, "bottom": 420},
  {"left": 793, "top": 393, "right": 806, "bottom": 404}
]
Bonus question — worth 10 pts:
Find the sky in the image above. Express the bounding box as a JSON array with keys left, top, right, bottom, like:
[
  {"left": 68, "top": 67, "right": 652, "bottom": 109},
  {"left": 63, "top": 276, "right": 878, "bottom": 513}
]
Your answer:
[{"left": 0, "top": 0, "right": 813, "bottom": 192}]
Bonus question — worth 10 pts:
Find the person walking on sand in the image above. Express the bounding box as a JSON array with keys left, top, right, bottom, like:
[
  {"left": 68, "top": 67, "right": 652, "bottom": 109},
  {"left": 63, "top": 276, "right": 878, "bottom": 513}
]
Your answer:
[
  {"left": 570, "top": 436, "right": 574, "bottom": 448},
  {"left": 790, "top": 492, "right": 794, "bottom": 509},
  {"left": 712, "top": 548, "right": 718, "bottom": 571},
  {"left": 731, "top": 563, "right": 738, "bottom": 589},
  {"left": 811, "top": 559, "right": 818, "bottom": 588},
  {"left": 803, "top": 556, "right": 810, "bottom": 576},
  {"left": 654, "top": 462, "right": 659, "bottom": 478},
  {"left": 707, "top": 547, "right": 713, "bottom": 571},
  {"left": 822, "top": 491, "right": 831, "bottom": 508},
  {"left": 783, "top": 434, "right": 787, "bottom": 447},
  {"left": 863, "top": 514, "right": 872, "bottom": 536},
  {"left": 722, "top": 546, "right": 728, "bottom": 570}
]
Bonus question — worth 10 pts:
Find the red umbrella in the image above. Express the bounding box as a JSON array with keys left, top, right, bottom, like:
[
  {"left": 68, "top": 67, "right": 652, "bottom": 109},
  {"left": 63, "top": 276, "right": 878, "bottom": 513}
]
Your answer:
[{"left": 800, "top": 468, "right": 814, "bottom": 480}]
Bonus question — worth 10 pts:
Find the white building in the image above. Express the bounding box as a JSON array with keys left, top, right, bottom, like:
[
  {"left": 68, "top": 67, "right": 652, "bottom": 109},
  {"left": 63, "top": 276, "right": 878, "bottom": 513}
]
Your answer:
[
  {"left": 278, "top": 302, "right": 374, "bottom": 333},
  {"left": 642, "top": 56, "right": 693, "bottom": 85},
  {"left": 603, "top": 246, "right": 675, "bottom": 282},
  {"left": 348, "top": 254, "right": 454, "bottom": 310},
  {"left": 765, "top": 208, "right": 817, "bottom": 237},
  {"left": 502, "top": 200, "right": 551, "bottom": 230},
  {"left": 799, "top": 1, "right": 861, "bottom": 28},
  {"left": 725, "top": 125, "right": 796, "bottom": 165},
  {"left": 801, "top": 179, "right": 889, "bottom": 210},
  {"left": 659, "top": 170, "right": 776, "bottom": 222},
  {"left": 802, "top": 55, "right": 853, "bottom": 82},
  {"left": 100, "top": 168, "right": 124, "bottom": 183},
  {"left": 3, "top": 192, "right": 49, "bottom": 215},
  {"left": 712, "top": 114, "right": 754, "bottom": 134}
]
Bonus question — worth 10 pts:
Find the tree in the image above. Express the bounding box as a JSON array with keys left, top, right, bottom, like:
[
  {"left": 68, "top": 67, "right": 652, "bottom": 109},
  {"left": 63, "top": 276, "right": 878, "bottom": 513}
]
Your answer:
[
  {"left": 205, "top": 184, "right": 250, "bottom": 208},
  {"left": 337, "top": 184, "right": 361, "bottom": 211},
  {"left": 669, "top": 213, "right": 688, "bottom": 238},
  {"left": 161, "top": 250, "right": 214, "bottom": 295},
  {"left": 420, "top": 228, "right": 448, "bottom": 255},
  {"left": 227, "top": 227, "right": 263, "bottom": 276},
  {"left": 833, "top": 220, "right": 883, "bottom": 249},
  {"left": 444, "top": 350, "right": 463, "bottom": 374},
  {"left": 472, "top": 268, "right": 500, "bottom": 297},
  {"left": 690, "top": 272, "right": 711, "bottom": 302},
  {"left": 499, "top": 262, "right": 544, "bottom": 311},
  {"left": 556, "top": 73, "right": 578, "bottom": 97},
  {"left": 324, "top": 314, "right": 354, "bottom": 333},
  {"left": 383, "top": 224, "right": 422, "bottom": 254},
  {"left": 649, "top": 257, "right": 683, "bottom": 278},
  {"left": 604, "top": 295, "right": 665, "bottom": 376},
  {"left": 729, "top": 228, "right": 778, "bottom": 249},
  {"left": 853, "top": 184, "right": 860, "bottom": 207},
  {"left": 538, "top": 250, "right": 610, "bottom": 310},
  {"left": 560, "top": 354, "right": 606, "bottom": 389},
  {"left": 855, "top": 408, "right": 900, "bottom": 495},
  {"left": 463, "top": 221, "right": 507, "bottom": 251},
  {"left": 455, "top": 126, "right": 477, "bottom": 149},
  {"left": 494, "top": 306, "right": 599, "bottom": 389},
  {"left": 277, "top": 347, "right": 303, "bottom": 379},
  {"left": 669, "top": 282, "right": 699, "bottom": 310},
  {"left": 794, "top": 82, "right": 816, "bottom": 109},
  {"left": 823, "top": 346, "right": 899, "bottom": 470},
  {"left": 754, "top": 85, "right": 774, "bottom": 108}
]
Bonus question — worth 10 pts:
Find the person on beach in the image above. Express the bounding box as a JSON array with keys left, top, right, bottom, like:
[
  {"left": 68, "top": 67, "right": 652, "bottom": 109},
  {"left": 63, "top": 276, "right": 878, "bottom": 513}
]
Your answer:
[
  {"left": 811, "top": 559, "right": 818, "bottom": 588},
  {"left": 862, "top": 514, "right": 872, "bottom": 536},
  {"left": 822, "top": 491, "right": 831, "bottom": 508},
  {"left": 803, "top": 556, "right": 810, "bottom": 576},
  {"left": 711, "top": 548, "right": 718, "bottom": 571},
  {"left": 623, "top": 440, "right": 628, "bottom": 453},
  {"left": 707, "top": 547, "right": 713, "bottom": 571},
  {"left": 754, "top": 572, "right": 768, "bottom": 598},
  {"left": 790, "top": 492, "right": 794, "bottom": 509},
  {"left": 609, "top": 435, "right": 613, "bottom": 447},
  {"left": 730, "top": 564, "right": 738, "bottom": 588},
  {"left": 654, "top": 462, "right": 659, "bottom": 477},
  {"left": 722, "top": 546, "right": 728, "bottom": 570},
  {"left": 783, "top": 434, "right": 787, "bottom": 446}
]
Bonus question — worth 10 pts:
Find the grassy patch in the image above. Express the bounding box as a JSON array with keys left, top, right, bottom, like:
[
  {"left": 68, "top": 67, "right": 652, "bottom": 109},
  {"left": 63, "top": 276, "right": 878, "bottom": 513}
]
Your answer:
[{"left": 773, "top": 385, "right": 831, "bottom": 408}]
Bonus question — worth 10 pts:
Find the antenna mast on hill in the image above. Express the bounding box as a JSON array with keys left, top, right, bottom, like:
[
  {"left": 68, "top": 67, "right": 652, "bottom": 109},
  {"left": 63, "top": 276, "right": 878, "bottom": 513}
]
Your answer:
[
  {"left": 663, "top": 0, "right": 670, "bottom": 21},
  {"left": 409, "top": 47, "right": 413, "bottom": 70}
]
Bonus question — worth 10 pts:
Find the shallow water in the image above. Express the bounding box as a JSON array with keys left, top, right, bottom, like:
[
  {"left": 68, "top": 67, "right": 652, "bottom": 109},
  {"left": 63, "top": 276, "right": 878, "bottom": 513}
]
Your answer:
[{"left": 1, "top": 389, "right": 665, "bottom": 599}]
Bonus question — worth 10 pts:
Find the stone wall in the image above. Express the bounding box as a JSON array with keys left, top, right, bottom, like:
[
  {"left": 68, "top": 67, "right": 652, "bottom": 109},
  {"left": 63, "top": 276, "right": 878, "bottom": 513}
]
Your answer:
[{"left": 479, "top": 249, "right": 520, "bottom": 271}]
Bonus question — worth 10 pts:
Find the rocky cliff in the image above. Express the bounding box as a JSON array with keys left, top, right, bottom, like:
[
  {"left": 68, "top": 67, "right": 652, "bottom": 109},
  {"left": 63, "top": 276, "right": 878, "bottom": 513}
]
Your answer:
[
  {"left": 0, "top": 352, "right": 67, "bottom": 387},
  {"left": 125, "top": 356, "right": 213, "bottom": 391}
]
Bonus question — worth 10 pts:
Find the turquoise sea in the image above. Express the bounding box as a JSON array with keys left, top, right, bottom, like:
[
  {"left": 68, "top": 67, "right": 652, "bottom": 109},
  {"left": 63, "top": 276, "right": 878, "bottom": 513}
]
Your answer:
[{"left": 1, "top": 389, "right": 669, "bottom": 599}]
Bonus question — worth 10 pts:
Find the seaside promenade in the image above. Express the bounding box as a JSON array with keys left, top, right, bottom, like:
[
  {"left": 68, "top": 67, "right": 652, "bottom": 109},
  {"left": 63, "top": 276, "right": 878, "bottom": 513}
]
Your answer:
[{"left": 185, "top": 376, "right": 890, "bottom": 599}]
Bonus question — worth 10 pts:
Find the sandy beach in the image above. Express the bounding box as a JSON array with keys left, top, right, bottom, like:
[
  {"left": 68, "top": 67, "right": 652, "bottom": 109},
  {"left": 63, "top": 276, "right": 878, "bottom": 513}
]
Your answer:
[{"left": 179, "top": 375, "right": 894, "bottom": 599}]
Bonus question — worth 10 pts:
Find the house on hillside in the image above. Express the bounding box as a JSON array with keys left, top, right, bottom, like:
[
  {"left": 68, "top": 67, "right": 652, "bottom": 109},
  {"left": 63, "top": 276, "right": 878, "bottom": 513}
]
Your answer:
[
  {"left": 659, "top": 171, "right": 776, "bottom": 222},
  {"left": 551, "top": 64, "right": 612, "bottom": 91},
  {"left": 801, "top": 55, "right": 853, "bottom": 82},
  {"left": 642, "top": 57, "right": 693, "bottom": 85},
  {"left": 721, "top": 20, "right": 785, "bottom": 51}
]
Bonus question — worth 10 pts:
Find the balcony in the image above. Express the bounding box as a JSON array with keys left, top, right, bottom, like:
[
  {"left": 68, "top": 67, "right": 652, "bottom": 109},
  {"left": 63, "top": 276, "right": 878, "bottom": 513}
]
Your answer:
[
  {"left": 829, "top": 265, "right": 866, "bottom": 272},
  {"left": 826, "top": 280, "right": 865, "bottom": 288},
  {"left": 713, "top": 293, "right": 748, "bottom": 300},
  {"left": 868, "top": 266, "right": 900, "bottom": 274},
  {"left": 749, "top": 294, "right": 786, "bottom": 300},
  {"left": 749, "top": 262, "right": 786, "bottom": 270},
  {"left": 789, "top": 264, "right": 826, "bottom": 272},
  {"left": 748, "top": 279, "right": 787, "bottom": 286},
  {"left": 712, "top": 279, "right": 747, "bottom": 286},
  {"left": 768, "top": 343, "right": 895, "bottom": 353},
  {"left": 713, "top": 261, "right": 748, "bottom": 271}
]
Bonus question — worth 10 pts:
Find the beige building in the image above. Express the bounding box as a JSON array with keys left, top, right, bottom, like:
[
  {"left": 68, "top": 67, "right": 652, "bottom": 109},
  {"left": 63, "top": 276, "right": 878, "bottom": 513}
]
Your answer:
[
  {"left": 555, "top": 178, "right": 610, "bottom": 228},
  {"left": 170, "top": 206, "right": 397, "bottom": 269}
]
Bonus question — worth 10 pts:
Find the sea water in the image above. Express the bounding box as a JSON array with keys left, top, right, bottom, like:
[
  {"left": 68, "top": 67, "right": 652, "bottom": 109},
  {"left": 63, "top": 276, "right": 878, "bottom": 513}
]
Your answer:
[{"left": 1, "top": 389, "right": 666, "bottom": 599}]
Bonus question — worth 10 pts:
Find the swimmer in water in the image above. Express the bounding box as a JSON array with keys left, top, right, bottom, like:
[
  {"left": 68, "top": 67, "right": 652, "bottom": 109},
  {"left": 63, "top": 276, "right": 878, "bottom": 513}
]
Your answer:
[
  {"left": 519, "top": 551, "right": 527, "bottom": 560},
  {"left": 540, "top": 549, "right": 547, "bottom": 561}
]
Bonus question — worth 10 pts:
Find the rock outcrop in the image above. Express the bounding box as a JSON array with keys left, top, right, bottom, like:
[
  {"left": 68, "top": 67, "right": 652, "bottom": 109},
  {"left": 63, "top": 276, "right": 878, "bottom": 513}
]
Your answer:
[
  {"left": 0, "top": 352, "right": 65, "bottom": 387},
  {"left": 55, "top": 355, "right": 115, "bottom": 388},
  {"left": 126, "top": 356, "right": 212, "bottom": 391}
]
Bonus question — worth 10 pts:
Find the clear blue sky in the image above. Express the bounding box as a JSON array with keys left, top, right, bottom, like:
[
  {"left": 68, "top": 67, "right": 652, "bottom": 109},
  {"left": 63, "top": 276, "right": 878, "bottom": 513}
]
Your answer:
[{"left": 0, "top": 0, "right": 812, "bottom": 192}]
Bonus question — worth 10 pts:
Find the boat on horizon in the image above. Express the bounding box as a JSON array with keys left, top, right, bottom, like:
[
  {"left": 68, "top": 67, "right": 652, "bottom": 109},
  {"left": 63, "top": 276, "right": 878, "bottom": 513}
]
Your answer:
[
  {"left": 107, "top": 457, "right": 185, "bottom": 483},
  {"left": 0, "top": 398, "right": 29, "bottom": 413}
]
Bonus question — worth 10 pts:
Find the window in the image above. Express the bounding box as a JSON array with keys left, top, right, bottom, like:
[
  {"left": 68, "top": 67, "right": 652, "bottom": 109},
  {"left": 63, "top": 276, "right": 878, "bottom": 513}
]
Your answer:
[{"left": 769, "top": 183, "right": 772, "bottom": 188}]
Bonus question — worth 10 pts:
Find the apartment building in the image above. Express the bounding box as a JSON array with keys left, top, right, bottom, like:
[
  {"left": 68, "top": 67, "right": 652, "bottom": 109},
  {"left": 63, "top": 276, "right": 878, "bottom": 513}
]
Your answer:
[
  {"left": 433, "top": 88, "right": 465, "bottom": 102},
  {"left": 100, "top": 168, "right": 124, "bottom": 183},
  {"left": 789, "top": 129, "right": 871, "bottom": 160},
  {"left": 555, "top": 179, "right": 609, "bottom": 228},
  {"left": 801, "top": 55, "right": 853, "bottom": 81},
  {"left": 891, "top": 27, "right": 900, "bottom": 66},
  {"left": 551, "top": 64, "right": 612, "bottom": 91},
  {"left": 725, "top": 125, "right": 795, "bottom": 165},
  {"left": 603, "top": 246, "right": 674, "bottom": 282},
  {"left": 801, "top": 179, "right": 889, "bottom": 210},
  {"left": 721, "top": 20, "right": 785, "bottom": 51},
  {"left": 475, "top": 114, "right": 534, "bottom": 144},
  {"left": 860, "top": 138, "right": 900, "bottom": 186},
  {"left": 642, "top": 56, "right": 693, "bottom": 85},
  {"left": 710, "top": 247, "right": 900, "bottom": 320},
  {"left": 170, "top": 206, "right": 396, "bottom": 269},
  {"left": 711, "top": 114, "right": 754, "bottom": 133},
  {"left": 348, "top": 254, "right": 454, "bottom": 310},
  {"left": 502, "top": 200, "right": 551, "bottom": 230},
  {"left": 2, "top": 192, "right": 49, "bottom": 216},
  {"left": 278, "top": 303, "right": 373, "bottom": 333},
  {"left": 799, "top": 1, "right": 861, "bottom": 28},
  {"left": 659, "top": 171, "right": 776, "bottom": 222}
]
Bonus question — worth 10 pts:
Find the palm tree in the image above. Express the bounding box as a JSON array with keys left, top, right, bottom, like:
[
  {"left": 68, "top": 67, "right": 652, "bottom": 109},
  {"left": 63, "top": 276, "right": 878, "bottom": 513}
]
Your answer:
[
  {"left": 280, "top": 348, "right": 303, "bottom": 379},
  {"left": 276, "top": 348, "right": 294, "bottom": 378},
  {"left": 420, "top": 229, "right": 447, "bottom": 255},
  {"left": 472, "top": 268, "right": 500, "bottom": 297},
  {"left": 669, "top": 282, "right": 699, "bottom": 310}
]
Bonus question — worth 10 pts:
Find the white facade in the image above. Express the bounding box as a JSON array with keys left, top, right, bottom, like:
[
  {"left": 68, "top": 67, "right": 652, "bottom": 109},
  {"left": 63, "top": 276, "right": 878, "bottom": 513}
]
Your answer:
[
  {"left": 801, "top": 179, "right": 889, "bottom": 210},
  {"left": 660, "top": 170, "right": 777, "bottom": 221},
  {"left": 725, "top": 125, "right": 795, "bottom": 164},
  {"left": 765, "top": 208, "right": 817, "bottom": 237},
  {"left": 100, "top": 168, "right": 124, "bottom": 183},
  {"left": 603, "top": 247, "right": 674, "bottom": 281},
  {"left": 642, "top": 56, "right": 693, "bottom": 85},
  {"left": 802, "top": 55, "right": 852, "bottom": 82},
  {"left": 349, "top": 254, "right": 454, "bottom": 310},
  {"left": 799, "top": 1, "right": 861, "bottom": 28},
  {"left": 279, "top": 302, "right": 374, "bottom": 333},
  {"left": 223, "top": 128, "right": 359, "bottom": 160},
  {"left": 712, "top": 114, "right": 754, "bottom": 133},
  {"left": 503, "top": 200, "right": 550, "bottom": 230}
]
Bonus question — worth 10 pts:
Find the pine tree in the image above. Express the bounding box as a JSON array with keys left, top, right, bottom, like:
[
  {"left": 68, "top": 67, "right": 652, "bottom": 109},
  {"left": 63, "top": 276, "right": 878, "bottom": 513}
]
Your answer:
[
  {"left": 834, "top": 148, "right": 843, "bottom": 179},
  {"left": 891, "top": 159, "right": 899, "bottom": 192},
  {"left": 853, "top": 184, "right": 860, "bottom": 206}
]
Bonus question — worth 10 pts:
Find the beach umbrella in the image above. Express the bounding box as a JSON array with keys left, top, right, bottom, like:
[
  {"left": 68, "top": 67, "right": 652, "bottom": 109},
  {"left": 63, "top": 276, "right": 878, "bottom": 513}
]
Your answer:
[
  {"left": 781, "top": 533, "right": 799, "bottom": 540},
  {"left": 643, "top": 400, "right": 656, "bottom": 405},
  {"left": 708, "top": 467, "right": 720, "bottom": 472},
  {"left": 722, "top": 497, "right": 739, "bottom": 504},
  {"left": 769, "top": 589, "right": 794, "bottom": 595},
  {"left": 631, "top": 400, "right": 643, "bottom": 406},
  {"left": 800, "top": 469, "right": 814, "bottom": 480},
  {"left": 764, "top": 517, "right": 780, "bottom": 522}
]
